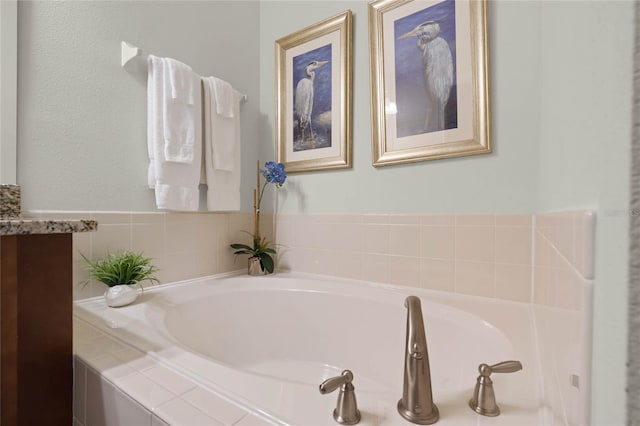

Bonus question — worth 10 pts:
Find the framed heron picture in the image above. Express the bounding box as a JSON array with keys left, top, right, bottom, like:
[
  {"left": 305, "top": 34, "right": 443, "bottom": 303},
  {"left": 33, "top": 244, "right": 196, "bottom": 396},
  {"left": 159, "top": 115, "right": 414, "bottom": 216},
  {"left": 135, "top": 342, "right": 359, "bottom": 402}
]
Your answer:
[
  {"left": 276, "top": 10, "right": 353, "bottom": 173},
  {"left": 369, "top": 0, "right": 491, "bottom": 166}
]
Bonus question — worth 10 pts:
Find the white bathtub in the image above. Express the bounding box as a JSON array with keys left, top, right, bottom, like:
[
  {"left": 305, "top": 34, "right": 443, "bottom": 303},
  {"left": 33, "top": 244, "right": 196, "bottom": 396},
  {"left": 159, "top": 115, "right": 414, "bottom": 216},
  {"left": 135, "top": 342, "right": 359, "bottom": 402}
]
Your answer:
[{"left": 74, "top": 272, "right": 544, "bottom": 425}]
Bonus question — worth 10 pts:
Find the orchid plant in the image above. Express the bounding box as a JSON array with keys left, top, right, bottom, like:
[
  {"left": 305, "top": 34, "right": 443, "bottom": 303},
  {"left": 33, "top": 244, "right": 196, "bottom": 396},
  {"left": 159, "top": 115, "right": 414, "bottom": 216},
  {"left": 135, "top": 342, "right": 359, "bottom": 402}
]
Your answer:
[{"left": 231, "top": 161, "right": 286, "bottom": 274}]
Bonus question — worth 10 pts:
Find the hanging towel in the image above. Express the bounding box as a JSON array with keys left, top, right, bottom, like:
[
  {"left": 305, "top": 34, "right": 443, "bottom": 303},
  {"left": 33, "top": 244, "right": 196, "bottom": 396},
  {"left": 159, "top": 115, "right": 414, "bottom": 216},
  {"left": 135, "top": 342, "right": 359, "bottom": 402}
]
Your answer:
[
  {"left": 202, "top": 77, "right": 241, "bottom": 211},
  {"left": 211, "top": 77, "right": 235, "bottom": 118},
  {"left": 162, "top": 58, "right": 199, "bottom": 163},
  {"left": 166, "top": 58, "right": 196, "bottom": 104},
  {"left": 147, "top": 55, "right": 163, "bottom": 190},
  {"left": 203, "top": 77, "right": 237, "bottom": 172},
  {"left": 147, "top": 55, "right": 202, "bottom": 211}
]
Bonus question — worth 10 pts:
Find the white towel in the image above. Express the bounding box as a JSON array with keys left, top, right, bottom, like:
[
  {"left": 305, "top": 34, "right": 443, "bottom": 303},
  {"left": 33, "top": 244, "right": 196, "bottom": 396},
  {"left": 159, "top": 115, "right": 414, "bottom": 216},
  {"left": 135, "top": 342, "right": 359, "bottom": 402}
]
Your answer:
[
  {"left": 166, "top": 58, "right": 196, "bottom": 104},
  {"left": 211, "top": 77, "right": 235, "bottom": 118},
  {"left": 202, "top": 77, "right": 236, "bottom": 171},
  {"left": 162, "top": 58, "right": 199, "bottom": 163},
  {"left": 147, "top": 55, "right": 163, "bottom": 189},
  {"left": 202, "top": 77, "right": 241, "bottom": 211},
  {"left": 147, "top": 55, "right": 202, "bottom": 211}
]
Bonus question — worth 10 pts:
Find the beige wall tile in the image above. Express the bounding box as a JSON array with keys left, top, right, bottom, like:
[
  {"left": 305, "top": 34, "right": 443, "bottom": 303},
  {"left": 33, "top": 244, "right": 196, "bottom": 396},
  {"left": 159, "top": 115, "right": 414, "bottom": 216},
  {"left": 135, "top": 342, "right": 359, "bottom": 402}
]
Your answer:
[
  {"left": 534, "top": 232, "right": 558, "bottom": 267},
  {"left": 227, "top": 213, "right": 253, "bottom": 242},
  {"left": 389, "top": 225, "right": 420, "bottom": 257},
  {"left": 273, "top": 246, "right": 295, "bottom": 272},
  {"left": 160, "top": 252, "right": 199, "bottom": 283},
  {"left": 164, "top": 212, "right": 200, "bottom": 223},
  {"left": 420, "top": 259, "right": 455, "bottom": 293},
  {"left": 332, "top": 223, "right": 363, "bottom": 253},
  {"left": 130, "top": 212, "right": 164, "bottom": 224},
  {"left": 91, "top": 224, "right": 132, "bottom": 259},
  {"left": 495, "top": 214, "right": 532, "bottom": 227},
  {"left": 332, "top": 250, "right": 363, "bottom": 280},
  {"left": 292, "top": 248, "right": 330, "bottom": 275},
  {"left": 388, "top": 214, "right": 420, "bottom": 225},
  {"left": 388, "top": 256, "right": 421, "bottom": 288},
  {"left": 361, "top": 223, "right": 389, "bottom": 254},
  {"left": 73, "top": 231, "right": 92, "bottom": 261},
  {"left": 164, "top": 218, "right": 200, "bottom": 254},
  {"left": 495, "top": 263, "right": 532, "bottom": 302},
  {"left": 68, "top": 210, "right": 593, "bottom": 310},
  {"left": 533, "top": 266, "right": 551, "bottom": 306},
  {"left": 362, "top": 214, "right": 390, "bottom": 224},
  {"left": 455, "top": 214, "right": 495, "bottom": 226},
  {"left": 548, "top": 266, "right": 581, "bottom": 311},
  {"left": 550, "top": 213, "right": 576, "bottom": 267},
  {"left": 495, "top": 227, "right": 532, "bottom": 265},
  {"left": 316, "top": 213, "right": 362, "bottom": 224},
  {"left": 573, "top": 211, "right": 595, "bottom": 279},
  {"left": 91, "top": 212, "right": 131, "bottom": 225},
  {"left": 420, "top": 215, "right": 455, "bottom": 226},
  {"left": 536, "top": 212, "right": 575, "bottom": 266},
  {"left": 361, "top": 253, "right": 389, "bottom": 284},
  {"left": 455, "top": 260, "right": 494, "bottom": 297},
  {"left": 421, "top": 226, "right": 455, "bottom": 259},
  {"left": 455, "top": 226, "right": 495, "bottom": 262},
  {"left": 131, "top": 223, "right": 165, "bottom": 258},
  {"left": 275, "top": 214, "right": 299, "bottom": 248}
]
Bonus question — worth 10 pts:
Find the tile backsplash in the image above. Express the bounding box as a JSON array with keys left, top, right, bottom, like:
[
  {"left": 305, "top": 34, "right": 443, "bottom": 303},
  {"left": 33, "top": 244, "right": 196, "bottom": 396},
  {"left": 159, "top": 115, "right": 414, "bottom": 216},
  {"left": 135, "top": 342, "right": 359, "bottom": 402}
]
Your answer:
[
  {"left": 29, "top": 209, "right": 593, "bottom": 310},
  {"left": 276, "top": 213, "right": 535, "bottom": 302},
  {"left": 26, "top": 210, "right": 272, "bottom": 300}
]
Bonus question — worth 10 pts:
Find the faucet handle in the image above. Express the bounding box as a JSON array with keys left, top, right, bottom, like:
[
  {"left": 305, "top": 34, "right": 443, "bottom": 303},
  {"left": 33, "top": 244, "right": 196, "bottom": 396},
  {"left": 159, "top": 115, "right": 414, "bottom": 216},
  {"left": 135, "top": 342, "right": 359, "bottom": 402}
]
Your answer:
[
  {"left": 469, "top": 360, "right": 523, "bottom": 417},
  {"left": 480, "top": 360, "right": 523, "bottom": 376},
  {"left": 319, "top": 370, "right": 361, "bottom": 425},
  {"left": 320, "top": 370, "right": 354, "bottom": 394}
]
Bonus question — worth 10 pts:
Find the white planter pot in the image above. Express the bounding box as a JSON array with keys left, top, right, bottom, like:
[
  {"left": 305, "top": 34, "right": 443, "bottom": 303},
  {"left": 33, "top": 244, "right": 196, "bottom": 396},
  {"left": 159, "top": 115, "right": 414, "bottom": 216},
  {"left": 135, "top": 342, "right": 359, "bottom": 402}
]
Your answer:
[{"left": 104, "top": 285, "right": 138, "bottom": 307}]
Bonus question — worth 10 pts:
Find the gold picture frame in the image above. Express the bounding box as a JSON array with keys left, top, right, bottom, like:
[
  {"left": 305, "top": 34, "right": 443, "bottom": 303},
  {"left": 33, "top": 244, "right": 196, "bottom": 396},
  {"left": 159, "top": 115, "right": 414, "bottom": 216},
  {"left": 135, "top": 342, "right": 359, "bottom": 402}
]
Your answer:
[
  {"left": 369, "top": 0, "right": 491, "bottom": 166},
  {"left": 276, "top": 10, "right": 353, "bottom": 173}
]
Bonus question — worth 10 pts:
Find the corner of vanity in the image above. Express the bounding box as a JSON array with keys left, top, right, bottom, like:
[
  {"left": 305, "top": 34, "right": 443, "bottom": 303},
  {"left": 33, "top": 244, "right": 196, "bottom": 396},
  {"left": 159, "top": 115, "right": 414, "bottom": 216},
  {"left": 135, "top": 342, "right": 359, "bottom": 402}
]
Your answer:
[{"left": 0, "top": 218, "right": 97, "bottom": 426}]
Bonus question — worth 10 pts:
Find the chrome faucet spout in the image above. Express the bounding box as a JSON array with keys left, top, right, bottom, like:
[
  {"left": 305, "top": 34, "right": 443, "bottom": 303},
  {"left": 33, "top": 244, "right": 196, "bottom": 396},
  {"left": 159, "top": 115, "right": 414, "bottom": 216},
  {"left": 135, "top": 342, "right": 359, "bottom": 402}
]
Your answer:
[
  {"left": 404, "top": 296, "right": 427, "bottom": 358},
  {"left": 398, "top": 296, "right": 439, "bottom": 424}
]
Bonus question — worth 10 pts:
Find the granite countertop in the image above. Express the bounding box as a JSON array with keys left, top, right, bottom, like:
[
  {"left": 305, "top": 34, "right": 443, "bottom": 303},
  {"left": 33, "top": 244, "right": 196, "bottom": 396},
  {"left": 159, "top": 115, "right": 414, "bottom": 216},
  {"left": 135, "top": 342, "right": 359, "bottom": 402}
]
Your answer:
[{"left": 0, "top": 219, "right": 98, "bottom": 235}]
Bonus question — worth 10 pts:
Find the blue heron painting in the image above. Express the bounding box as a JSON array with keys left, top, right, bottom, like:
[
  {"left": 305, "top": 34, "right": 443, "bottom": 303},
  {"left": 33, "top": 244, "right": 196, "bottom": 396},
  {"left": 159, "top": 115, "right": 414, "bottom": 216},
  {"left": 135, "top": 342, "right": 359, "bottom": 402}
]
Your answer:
[
  {"left": 394, "top": 0, "right": 457, "bottom": 138},
  {"left": 293, "top": 43, "right": 332, "bottom": 151}
]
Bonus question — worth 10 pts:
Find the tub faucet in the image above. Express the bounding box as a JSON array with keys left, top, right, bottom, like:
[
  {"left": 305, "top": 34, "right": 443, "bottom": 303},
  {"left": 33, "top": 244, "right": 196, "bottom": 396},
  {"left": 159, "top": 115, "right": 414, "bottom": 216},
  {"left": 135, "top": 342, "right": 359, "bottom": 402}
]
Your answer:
[{"left": 398, "top": 296, "right": 439, "bottom": 424}]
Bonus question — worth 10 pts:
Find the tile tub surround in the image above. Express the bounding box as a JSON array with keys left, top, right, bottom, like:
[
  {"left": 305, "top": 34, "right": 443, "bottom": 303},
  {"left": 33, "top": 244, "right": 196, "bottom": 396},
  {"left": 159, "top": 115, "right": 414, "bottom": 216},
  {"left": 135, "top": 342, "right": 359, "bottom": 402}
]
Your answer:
[
  {"left": 68, "top": 210, "right": 594, "bottom": 426},
  {"left": 534, "top": 211, "right": 595, "bottom": 426},
  {"left": 26, "top": 210, "right": 273, "bottom": 301},
  {"left": 275, "top": 213, "right": 535, "bottom": 302},
  {"left": 73, "top": 319, "right": 270, "bottom": 426},
  {"left": 275, "top": 211, "right": 595, "bottom": 425},
  {"left": 275, "top": 212, "right": 594, "bottom": 306}
]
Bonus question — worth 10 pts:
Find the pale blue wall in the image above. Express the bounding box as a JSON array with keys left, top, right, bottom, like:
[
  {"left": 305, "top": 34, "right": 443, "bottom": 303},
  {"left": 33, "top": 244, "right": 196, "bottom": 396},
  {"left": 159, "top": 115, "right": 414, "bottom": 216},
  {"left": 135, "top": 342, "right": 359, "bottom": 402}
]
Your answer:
[
  {"left": 259, "top": 0, "right": 540, "bottom": 214},
  {"left": 17, "top": 1, "right": 261, "bottom": 211},
  {"left": 536, "top": 2, "right": 633, "bottom": 424}
]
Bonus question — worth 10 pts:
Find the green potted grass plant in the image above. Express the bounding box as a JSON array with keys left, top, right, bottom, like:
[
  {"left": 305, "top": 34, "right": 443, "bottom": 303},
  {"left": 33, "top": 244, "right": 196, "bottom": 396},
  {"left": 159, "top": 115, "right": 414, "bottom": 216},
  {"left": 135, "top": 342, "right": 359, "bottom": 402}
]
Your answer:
[{"left": 82, "top": 251, "right": 159, "bottom": 307}]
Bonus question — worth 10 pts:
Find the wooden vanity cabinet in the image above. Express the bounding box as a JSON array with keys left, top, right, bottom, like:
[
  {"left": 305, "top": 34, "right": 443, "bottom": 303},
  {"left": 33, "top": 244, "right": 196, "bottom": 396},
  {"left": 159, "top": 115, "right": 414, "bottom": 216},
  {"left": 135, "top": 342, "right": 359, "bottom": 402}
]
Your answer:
[{"left": 0, "top": 220, "right": 95, "bottom": 426}]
